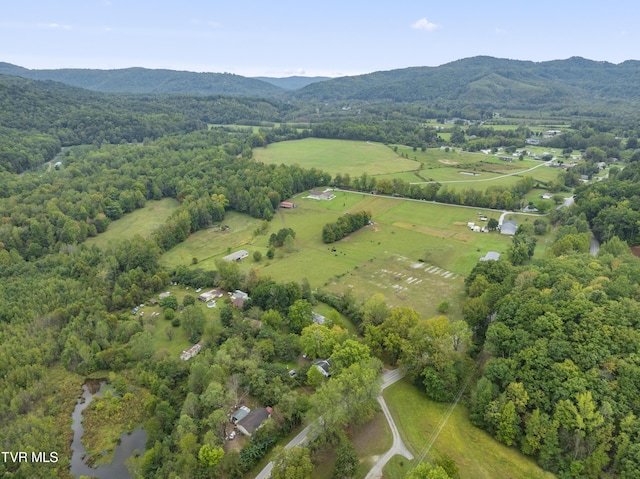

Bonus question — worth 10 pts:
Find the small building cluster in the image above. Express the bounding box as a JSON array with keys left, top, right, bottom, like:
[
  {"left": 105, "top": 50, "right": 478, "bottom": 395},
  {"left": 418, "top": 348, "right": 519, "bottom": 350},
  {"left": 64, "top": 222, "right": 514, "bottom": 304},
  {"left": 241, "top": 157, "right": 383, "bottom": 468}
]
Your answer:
[{"left": 467, "top": 221, "right": 489, "bottom": 233}]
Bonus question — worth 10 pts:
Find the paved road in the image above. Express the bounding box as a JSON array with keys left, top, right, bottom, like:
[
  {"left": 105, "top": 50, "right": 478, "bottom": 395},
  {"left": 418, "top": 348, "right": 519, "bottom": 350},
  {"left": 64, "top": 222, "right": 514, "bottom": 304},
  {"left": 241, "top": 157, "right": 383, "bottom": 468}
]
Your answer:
[
  {"left": 254, "top": 369, "right": 407, "bottom": 479},
  {"left": 365, "top": 369, "right": 413, "bottom": 479}
]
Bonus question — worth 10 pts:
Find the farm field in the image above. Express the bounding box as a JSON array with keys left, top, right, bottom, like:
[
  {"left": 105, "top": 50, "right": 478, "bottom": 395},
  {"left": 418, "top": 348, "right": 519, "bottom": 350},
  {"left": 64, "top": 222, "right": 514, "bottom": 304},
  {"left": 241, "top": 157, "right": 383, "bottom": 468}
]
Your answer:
[
  {"left": 253, "top": 138, "right": 420, "bottom": 177},
  {"left": 384, "top": 380, "right": 556, "bottom": 479},
  {"left": 160, "top": 211, "right": 265, "bottom": 270},
  {"left": 85, "top": 198, "right": 180, "bottom": 249},
  {"left": 159, "top": 190, "right": 514, "bottom": 320},
  {"left": 393, "top": 145, "right": 565, "bottom": 189},
  {"left": 255, "top": 138, "right": 568, "bottom": 197}
]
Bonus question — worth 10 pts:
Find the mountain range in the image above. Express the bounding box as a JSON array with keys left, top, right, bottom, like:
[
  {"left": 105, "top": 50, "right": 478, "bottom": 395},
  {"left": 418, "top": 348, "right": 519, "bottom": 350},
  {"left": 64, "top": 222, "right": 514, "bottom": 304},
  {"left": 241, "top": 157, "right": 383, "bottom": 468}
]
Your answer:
[{"left": 1, "top": 56, "right": 640, "bottom": 113}]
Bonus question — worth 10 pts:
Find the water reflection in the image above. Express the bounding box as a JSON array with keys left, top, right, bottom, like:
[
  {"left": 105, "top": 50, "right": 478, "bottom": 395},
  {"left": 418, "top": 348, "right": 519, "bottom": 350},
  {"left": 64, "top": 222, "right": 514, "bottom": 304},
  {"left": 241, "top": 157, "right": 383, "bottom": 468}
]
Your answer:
[{"left": 69, "top": 380, "right": 146, "bottom": 479}]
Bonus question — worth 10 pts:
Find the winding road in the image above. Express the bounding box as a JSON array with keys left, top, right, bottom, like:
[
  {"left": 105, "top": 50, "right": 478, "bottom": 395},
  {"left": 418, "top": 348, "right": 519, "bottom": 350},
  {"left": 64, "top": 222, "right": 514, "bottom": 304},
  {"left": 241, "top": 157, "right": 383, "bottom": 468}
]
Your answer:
[
  {"left": 365, "top": 369, "right": 413, "bottom": 479},
  {"left": 254, "top": 368, "right": 409, "bottom": 479}
]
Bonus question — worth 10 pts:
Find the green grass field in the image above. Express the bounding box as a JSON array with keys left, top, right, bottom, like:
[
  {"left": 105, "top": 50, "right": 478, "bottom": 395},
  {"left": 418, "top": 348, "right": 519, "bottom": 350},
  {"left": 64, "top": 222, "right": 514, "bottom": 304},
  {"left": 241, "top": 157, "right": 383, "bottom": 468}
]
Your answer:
[
  {"left": 158, "top": 190, "right": 513, "bottom": 320},
  {"left": 384, "top": 380, "right": 556, "bottom": 479},
  {"left": 254, "top": 138, "right": 420, "bottom": 177},
  {"left": 85, "top": 198, "right": 180, "bottom": 249}
]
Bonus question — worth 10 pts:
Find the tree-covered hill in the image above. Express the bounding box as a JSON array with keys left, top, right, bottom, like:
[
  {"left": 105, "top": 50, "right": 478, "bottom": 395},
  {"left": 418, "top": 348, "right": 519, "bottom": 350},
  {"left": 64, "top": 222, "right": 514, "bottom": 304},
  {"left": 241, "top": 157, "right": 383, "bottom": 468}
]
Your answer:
[
  {"left": 3, "top": 57, "right": 640, "bottom": 115},
  {"left": 292, "top": 56, "right": 640, "bottom": 112},
  {"left": 252, "top": 76, "right": 331, "bottom": 90},
  {"left": 0, "top": 62, "right": 285, "bottom": 97}
]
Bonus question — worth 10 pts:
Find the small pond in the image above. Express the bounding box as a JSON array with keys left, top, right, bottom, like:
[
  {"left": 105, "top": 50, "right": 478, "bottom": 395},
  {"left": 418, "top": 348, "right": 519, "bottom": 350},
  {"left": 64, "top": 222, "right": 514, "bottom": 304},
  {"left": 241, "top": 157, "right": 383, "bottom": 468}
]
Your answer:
[{"left": 70, "top": 379, "right": 146, "bottom": 479}]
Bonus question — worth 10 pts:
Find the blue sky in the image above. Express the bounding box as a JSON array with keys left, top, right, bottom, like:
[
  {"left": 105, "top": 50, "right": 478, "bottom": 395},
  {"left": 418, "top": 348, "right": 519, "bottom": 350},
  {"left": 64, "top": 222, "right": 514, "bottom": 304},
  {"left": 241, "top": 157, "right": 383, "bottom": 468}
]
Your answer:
[{"left": 1, "top": 1, "right": 637, "bottom": 77}]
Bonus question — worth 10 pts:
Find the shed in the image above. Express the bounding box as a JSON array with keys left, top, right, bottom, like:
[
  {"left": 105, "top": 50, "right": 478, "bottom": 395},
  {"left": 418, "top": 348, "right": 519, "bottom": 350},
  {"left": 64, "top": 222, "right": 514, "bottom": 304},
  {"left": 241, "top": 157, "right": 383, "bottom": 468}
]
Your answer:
[
  {"left": 500, "top": 220, "right": 517, "bottom": 236},
  {"left": 237, "top": 407, "right": 272, "bottom": 436},
  {"left": 279, "top": 201, "right": 295, "bottom": 209}
]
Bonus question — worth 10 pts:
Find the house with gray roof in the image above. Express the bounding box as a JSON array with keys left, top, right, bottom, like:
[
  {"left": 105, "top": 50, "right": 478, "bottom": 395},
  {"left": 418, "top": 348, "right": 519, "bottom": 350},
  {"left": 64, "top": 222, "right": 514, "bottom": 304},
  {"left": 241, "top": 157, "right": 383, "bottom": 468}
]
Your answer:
[{"left": 237, "top": 407, "right": 273, "bottom": 436}]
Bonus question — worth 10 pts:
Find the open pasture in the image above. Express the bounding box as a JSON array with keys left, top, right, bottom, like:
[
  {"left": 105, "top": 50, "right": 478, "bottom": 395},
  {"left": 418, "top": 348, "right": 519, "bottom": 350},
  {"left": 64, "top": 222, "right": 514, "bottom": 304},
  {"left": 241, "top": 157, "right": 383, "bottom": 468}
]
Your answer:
[
  {"left": 384, "top": 380, "right": 556, "bottom": 479},
  {"left": 156, "top": 190, "right": 513, "bottom": 320},
  {"left": 254, "top": 192, "right": 511, "bottom": 319},
  {"left": 85, "top": 198, "right": 179, "bottom": 249},
  {"left": 393, "top": 146, "right": 564, "bottom": 188},
  {"left": 253, "top": 138, "right": 420, "bottom": 177},
  {"left": 160, "top": 212, "right": 264, "bottom": 270}
]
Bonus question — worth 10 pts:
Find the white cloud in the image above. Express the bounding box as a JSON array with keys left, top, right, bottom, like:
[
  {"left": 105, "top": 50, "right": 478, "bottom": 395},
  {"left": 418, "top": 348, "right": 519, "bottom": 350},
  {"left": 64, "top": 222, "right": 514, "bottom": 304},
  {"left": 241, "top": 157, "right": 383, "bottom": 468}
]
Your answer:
[
  {"left": 411, "top": 18, "right": 440, "bottom": 32},
  {"left": 38, "top": 23, "right": 72, "bottom": 30},
  {"left": 494, "top": 27, "right": 507, "bottom": 35}
]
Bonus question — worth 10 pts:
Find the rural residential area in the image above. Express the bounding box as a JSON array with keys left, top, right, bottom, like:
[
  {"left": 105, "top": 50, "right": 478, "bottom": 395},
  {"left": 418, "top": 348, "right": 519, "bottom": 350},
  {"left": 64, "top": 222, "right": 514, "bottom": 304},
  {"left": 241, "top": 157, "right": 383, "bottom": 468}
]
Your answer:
[{"left": 3, "top": 3, "right": 640, "bottom": 479}]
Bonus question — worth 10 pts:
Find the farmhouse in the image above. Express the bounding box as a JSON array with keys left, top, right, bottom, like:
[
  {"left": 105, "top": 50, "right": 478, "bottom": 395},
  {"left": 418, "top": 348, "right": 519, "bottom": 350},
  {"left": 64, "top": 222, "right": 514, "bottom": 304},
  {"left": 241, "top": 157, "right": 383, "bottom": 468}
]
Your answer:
[
  {"left": 307, "top": 189, "right": 336, "bottom": 201},
  {"left": 223, "top": 250, "right": 249, "bottom": 262},
  {"left": 498, "top": 156, "right": 514, "bottom": 162},
  {"left": 236, "top": 407, "right": 273, "bottom": 436},
  {"left": 279, "top": 201, "right": 296, "bottom": 209},
  {"left": 480, "top": 251, "right": 501, "bottom": 261},
  {"left": 500, "top": 220, "right": 518, "bottom": 236},
  {"left": 180, "top": 342, "right": 202, "bottom": 361}
]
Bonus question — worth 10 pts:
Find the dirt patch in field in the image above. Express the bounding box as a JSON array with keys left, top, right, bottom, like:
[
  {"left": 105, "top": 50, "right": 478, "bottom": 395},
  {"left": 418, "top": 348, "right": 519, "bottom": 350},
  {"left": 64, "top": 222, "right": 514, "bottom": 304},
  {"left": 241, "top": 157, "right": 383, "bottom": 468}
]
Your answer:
[
  {"left": 631, "top": 246, "right": 640, "bottom": 257},
  {"left": 453, "top": 221, "right": 467, "bottom": 226},
  {"left": 439, "top": 159, "right": 459, "bottom": 165}
]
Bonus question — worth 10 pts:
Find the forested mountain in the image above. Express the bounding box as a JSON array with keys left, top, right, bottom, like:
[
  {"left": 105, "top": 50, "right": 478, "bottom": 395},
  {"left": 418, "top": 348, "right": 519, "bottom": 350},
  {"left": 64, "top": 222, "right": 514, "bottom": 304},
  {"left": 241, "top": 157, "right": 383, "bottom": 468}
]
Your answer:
[
  {"left": 253, "top": 76, "right": 331, "bottom": 90},
  {"left": 3, "top": 57, "right": 640, "bottom": 115},
  {"left": 0, "top": 62, "right": 285, "bottom": 97},
  {"left": 292, "top": 56, "right": 640, "bottom": 113}
]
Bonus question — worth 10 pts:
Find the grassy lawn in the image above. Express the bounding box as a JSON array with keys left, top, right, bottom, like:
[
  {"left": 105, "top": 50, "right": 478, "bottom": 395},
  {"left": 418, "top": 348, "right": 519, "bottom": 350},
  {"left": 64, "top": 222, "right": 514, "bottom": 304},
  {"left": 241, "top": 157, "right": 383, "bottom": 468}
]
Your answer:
[
  {"left": 384, "top": 380, "right": 555, "bottom": 479},
  {"left": 311, "top": 410, "right": 393, "bottom": 479},
  {"left": 382, "top": 455, "right": 412, "bottom": 479},
  {"left": 254, "top": 138, "right": 420, "bottom": 177},
  {"left": 85, "top": 198, "right": 179, "bottom": 248}
]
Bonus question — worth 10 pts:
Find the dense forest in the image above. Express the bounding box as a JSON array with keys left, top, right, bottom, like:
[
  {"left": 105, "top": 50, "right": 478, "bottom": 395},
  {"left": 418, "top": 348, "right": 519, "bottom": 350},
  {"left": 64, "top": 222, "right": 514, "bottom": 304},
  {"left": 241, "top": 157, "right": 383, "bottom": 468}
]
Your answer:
[{"left": 4, "top": 56, "right": 640, "bottom": 117}]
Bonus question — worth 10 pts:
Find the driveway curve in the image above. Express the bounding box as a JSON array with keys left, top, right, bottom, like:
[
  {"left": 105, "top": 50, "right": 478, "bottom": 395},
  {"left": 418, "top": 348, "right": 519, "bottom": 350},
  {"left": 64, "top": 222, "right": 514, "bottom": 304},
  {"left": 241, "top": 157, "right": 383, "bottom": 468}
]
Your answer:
[
  {"left": 254, "top": 368, "right": 409, "bottom": 479},
  {"left": 365, "top": 369, "right": 413, "bottom": 479}
]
